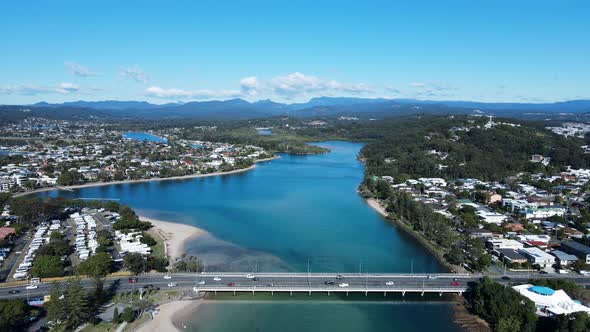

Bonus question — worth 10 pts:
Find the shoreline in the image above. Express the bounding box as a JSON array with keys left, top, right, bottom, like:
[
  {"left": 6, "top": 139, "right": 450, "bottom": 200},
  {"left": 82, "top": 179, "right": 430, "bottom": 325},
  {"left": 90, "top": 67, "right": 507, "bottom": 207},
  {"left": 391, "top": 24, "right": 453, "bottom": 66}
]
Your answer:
[
  {"left": 364, "top": 197, "right": 465, "bottom": 274},
  {"left": 139, "top": 215, "right": 206, "bottom": 261},
  {"left": 136, "top": 299, "right": 203, "bottom": 332},
  {"left": 13, "top": 156, "right": 278, "bottom": 197}
]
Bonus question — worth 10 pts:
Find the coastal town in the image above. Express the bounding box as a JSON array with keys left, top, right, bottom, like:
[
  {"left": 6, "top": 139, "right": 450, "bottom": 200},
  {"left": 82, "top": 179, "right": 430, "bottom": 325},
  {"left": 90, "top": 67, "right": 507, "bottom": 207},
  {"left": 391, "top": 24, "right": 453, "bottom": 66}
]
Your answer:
[{"left": 0, "top": 119, "right": 274, "bottom": 194}]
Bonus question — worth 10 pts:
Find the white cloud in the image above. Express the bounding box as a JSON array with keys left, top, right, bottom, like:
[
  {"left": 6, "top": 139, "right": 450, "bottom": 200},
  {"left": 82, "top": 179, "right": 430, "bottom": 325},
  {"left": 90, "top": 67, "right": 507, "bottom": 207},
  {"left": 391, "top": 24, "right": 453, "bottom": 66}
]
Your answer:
[
  {"left": 119, "top": 66, "right": 149, "bottom": 83},
  {"left": 0, "top": 83, "right": 81, "bottom": 95},
  {"left": 268, "top": 72, "right": 372, "bottom": 98},
  {"left": 64, "top": 62, "right": 97, "bottom": 77},
  {"left": 410, "top": 82, "right": 426, "bottom": 87},
  {"left": 145, "top": 86, "right": 241, "bottom": 100},
  {"left": 240, "top": 76, "right": 259, "bottom": 96},
  {"left": 56, "top": 82, "right": 80, "bottom": 94}
]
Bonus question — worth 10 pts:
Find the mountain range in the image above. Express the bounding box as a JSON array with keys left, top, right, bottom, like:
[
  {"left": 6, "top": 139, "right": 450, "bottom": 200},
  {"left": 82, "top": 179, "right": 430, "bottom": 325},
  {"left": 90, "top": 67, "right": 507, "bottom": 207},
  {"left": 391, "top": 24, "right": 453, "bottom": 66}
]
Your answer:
[{"left": 1, "top": 97, "right": 589, "bottom": 121}]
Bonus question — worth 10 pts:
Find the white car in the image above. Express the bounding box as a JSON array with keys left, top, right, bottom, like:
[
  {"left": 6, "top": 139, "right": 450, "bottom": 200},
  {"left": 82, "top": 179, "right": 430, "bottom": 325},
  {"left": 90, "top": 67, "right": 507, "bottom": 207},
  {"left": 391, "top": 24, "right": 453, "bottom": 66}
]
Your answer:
[
  {"left": 197, "top": 280, "right": 206, "bottom": 285},
  {"left": 213, "top": 277, "right": 222, "bottom": 281},
  {"left": 338, "top": 283, "right": 349, "bottom": 288},
  {"left": 385, "top": 281, "right": 394, "bottom": 286},
  {"left": 163, "top": 275, "right": 172, "bottom": 279},
  {"left": 246, "top": 274, "right": 256, "bottom": 279},
  {"left": 25, "top": 284, "right": 38, "bottom": 290},
  {"left": 167, "top": 282, "right": 177, "bottom": 288}
]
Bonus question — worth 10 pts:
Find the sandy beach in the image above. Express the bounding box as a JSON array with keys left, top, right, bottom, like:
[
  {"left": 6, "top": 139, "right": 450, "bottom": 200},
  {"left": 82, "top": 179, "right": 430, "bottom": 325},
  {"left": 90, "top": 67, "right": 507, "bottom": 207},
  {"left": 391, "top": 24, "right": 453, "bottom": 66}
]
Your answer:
[
  {"left": 136, "top": 299, "right": 203, "bottom": 332},
  {"left": 13, "top": 156, "right": 278, "bottom": 197},
  {"left": 140, "top": 215, "right": 206, "bottom": 260},
  {"left": 366, "top": 198, "right": 388, "bottom": 217}
]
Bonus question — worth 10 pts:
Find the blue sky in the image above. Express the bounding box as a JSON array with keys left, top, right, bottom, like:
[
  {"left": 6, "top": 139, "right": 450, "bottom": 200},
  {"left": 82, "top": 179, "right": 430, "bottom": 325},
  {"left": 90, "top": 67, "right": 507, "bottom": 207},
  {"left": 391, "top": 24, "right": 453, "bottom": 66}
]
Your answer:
[{"left": 0, "top": 0, "right": 588, "bottom": 104}]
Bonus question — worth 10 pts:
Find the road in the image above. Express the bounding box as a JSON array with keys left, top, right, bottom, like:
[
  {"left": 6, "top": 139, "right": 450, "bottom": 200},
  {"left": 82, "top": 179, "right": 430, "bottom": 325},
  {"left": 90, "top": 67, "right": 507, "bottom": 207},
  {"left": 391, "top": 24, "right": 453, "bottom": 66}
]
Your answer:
[{"left": 1, "top": 272, "right": 589, "bottom": 300}]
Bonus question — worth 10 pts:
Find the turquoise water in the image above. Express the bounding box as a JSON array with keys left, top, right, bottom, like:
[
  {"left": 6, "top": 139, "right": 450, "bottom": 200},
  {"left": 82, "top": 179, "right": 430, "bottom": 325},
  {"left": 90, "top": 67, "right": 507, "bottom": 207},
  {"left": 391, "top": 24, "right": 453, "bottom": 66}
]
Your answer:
[
  {"left": 39, "top": 141, "right": 441, "bottom": 273},
  {"left": 122, "top": 131, "right": 168, "bottom": 143},
  {"left": 38, "top": 141, "right": 461, "bottom": 331},
  {"left": 184, "top": 294, "right": 461, "bottom": 332}
]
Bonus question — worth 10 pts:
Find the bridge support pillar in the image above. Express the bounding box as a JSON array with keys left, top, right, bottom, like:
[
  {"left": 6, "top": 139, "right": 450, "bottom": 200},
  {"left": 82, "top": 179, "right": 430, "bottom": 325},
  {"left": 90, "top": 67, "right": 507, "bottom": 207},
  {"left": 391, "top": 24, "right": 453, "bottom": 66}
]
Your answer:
[
  {"left": 252, "top": 290, "right": 255, "bottom": 295},
  {"left": 421, "top": 292, "right": 424, "bottom": 297},
  {"left": 327, "top": 291, "right": 330, "bottom": 296},
  {"left": 365, "top": 291, "right": 368, "bottom": 296},
  {"left": 214, "top": 291, "right": 217, "bottom": 296},
  {"left": 384, "top": 291, "right": 386, "bottom": 297},
  {"left": 346, "top": 291, "right": 349, "bottom": 296},
  {"left": 271, "top": 291, "right": 274, "bottom": 296},
  {"left": 402, "top": 291, "right": 405, "bottom": 297},
  {"left": 309, "top": 290, "right": 311, "bottom": 296},
  {"left": 290, "top": 291, "right": 292, "bottom": 296},
  {"left": 233, "top": 291, "right": 236, "bottom": 296},
  {"left": 439, "top": 292, "right": 442, "bottom": 297}
]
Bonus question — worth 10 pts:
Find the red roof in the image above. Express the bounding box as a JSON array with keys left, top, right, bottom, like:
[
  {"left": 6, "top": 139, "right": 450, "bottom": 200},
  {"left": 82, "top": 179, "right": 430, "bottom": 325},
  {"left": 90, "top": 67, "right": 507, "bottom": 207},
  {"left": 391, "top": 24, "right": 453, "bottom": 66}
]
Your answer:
[{"left": 0, "top": 227, "right": 16, "bottom": 240}]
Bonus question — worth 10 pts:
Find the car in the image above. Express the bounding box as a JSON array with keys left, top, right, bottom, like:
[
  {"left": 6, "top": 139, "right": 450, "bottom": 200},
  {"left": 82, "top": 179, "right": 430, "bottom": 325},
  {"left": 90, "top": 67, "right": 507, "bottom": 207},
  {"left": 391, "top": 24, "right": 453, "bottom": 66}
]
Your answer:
[
  {"left": 324, "top": 280, "right": 335, "bottom": 285},
  {"left": 501, "top": 276, "right": 511, "bottom": 280},
  {"left": 385, "top": 281, "right": 394, "bottom": 286},
  {"left": 427, "top": 275, "right": 436, "bottom": 279},
  {"left": 163, "top": 275, "right": 172, "bottom": 279},
  {"left": 338, "top": 283, "right": 349, "bottom": 288},
  {"left": 266, "top": 283, "right": 274, "bottom": 287},
  {"left": 197, "top": 280, "right": 206, "bottom": 285},
  {"left": 167, "top": 282, "right": 177, "bottom": 287},
  {"left": 128, "top": 277, "right": 138, "bottom": 283},
  {"left": 25, "top": 284, "right": 38, "bottom": 290},
  {"left": 539, "top": 271, "right": 548, "bottom": 275},
  {"left": 227, "top": 283, "right": 236, "bottom": 287},
  {"left": 246, "top": 274, "right": 256, "bottom": 279},
  {"left": 452, "top": 278, "right": 458, "bottom": 281},
  {"left": 451, "top": 281, "right": 460, "bottom": 287},
  {"left": 213, "top": 277, "right": 221, "bottom": 281},
  {"left": 336, "top": 274, "right": 344, "bottom": 280},
  {"left": 8, "top": 290, "right": 20, "bottom": 294},
  {"left": 252, "top": 277, "right": 259, "bottom": 281}
]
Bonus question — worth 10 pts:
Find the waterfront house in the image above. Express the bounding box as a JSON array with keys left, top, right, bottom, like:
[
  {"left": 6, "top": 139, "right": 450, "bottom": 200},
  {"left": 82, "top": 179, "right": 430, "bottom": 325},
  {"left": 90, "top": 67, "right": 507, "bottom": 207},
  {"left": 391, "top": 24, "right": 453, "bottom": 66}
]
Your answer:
[{"left": 518, "top": 247, "right": 555, "bottom": 267}]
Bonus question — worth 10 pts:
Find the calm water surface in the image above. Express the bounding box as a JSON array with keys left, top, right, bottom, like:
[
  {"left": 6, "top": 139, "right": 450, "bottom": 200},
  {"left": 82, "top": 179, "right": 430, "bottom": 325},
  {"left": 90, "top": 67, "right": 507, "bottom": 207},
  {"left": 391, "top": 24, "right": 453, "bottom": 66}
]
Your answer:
[
  {"left": 38, "top": 141, "right": 461, "bottom": 331},
  {"left": 122, "top": 131, "right": 168, "bottom": 143}
]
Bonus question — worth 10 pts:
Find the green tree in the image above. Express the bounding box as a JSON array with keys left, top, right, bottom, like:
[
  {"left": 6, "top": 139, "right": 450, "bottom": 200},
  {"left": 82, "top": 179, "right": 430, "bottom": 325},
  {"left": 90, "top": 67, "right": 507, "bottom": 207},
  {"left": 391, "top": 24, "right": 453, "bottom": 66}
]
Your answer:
[
  {"left": 123, "top": 253, "right": 146, "bottom": 275},
  {"left": 77, "top": 252, "right": 114, "bottom": 278},
  {"left": 0, "top": 299, "right": 30, "bottom": 331},
  {"left": 32, "top": 255, "right": 64, "bottom": 278},
  {"left": 113, "top": 307, "right": 120, "bottom": 324},
  {"left": 120, "top": 307, "right": 136, "bottom": 323},
  {"left": 64, "top": 278, "right": 90, "bottom": 329}
]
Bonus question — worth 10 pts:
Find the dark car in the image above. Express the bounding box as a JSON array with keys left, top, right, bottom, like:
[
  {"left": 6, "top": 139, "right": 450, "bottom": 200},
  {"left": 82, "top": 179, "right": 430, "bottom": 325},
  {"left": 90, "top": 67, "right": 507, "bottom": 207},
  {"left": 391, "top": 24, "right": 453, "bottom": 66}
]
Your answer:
[
  {"left": 252, "top": 277, "right": 259, "bottom": 281},
  {"left": 335, "top": 275, "right": 344, "bottom": 280},
  {"left": 8, "top": 290, "right": 20, "bottom": 294},
  {"left": 128, "top": 277, "right": 138, "bottom": 283},
  {"left": 324, "top": 280, "right": 335, "bottom": 285},
  {"left": 501, "top": 276, "right": 511, "bottom": 280},
  {"left": 227, "top": 283, "right": 236, "bottom": 287},
  {"left": 539, "top": 271, "right": 548, "bottom": 275}
]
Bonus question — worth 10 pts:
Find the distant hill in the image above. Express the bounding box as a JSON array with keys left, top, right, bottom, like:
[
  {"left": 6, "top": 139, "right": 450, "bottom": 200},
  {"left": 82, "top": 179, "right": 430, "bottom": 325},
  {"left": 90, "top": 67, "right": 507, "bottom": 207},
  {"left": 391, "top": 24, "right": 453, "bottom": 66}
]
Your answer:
[{"left": 0, "top": 97, "right": 587, "bottom": 121}]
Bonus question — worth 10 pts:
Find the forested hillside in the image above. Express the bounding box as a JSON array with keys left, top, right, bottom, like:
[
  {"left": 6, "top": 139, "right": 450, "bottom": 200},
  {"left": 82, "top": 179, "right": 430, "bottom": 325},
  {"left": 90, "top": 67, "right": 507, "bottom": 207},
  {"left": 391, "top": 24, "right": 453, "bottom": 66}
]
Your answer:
[{"left": 356, "top": 115, "right": 590, "bottom": 181}]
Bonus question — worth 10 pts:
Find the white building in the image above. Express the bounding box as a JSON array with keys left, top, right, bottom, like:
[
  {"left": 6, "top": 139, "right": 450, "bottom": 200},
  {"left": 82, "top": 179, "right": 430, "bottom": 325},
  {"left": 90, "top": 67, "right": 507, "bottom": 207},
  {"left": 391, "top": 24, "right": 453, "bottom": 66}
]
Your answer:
[
  {"left": 518, "top": 247, "right": 555, "bottom": 267},
  {"left": 513, "top": 284, "right": 590, "bottom": 316},
  {"left": 486, "top": 239, "right": 524, "bottom": 250}
]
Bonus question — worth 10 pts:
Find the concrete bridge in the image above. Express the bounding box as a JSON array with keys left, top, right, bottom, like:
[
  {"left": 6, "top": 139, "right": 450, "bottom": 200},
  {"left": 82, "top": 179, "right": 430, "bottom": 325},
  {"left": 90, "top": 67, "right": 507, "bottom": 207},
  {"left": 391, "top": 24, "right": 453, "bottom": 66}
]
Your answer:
[{"left": 192, "top": 272, "right": 471, "bottom": 296}]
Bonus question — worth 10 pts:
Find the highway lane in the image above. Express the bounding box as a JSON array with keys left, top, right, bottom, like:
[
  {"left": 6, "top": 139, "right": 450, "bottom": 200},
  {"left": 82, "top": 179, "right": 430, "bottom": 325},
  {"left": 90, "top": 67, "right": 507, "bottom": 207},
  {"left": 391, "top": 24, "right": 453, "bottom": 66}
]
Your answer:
[{"left": 0, "top": 272, "right": 588, "bottom": 300}]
